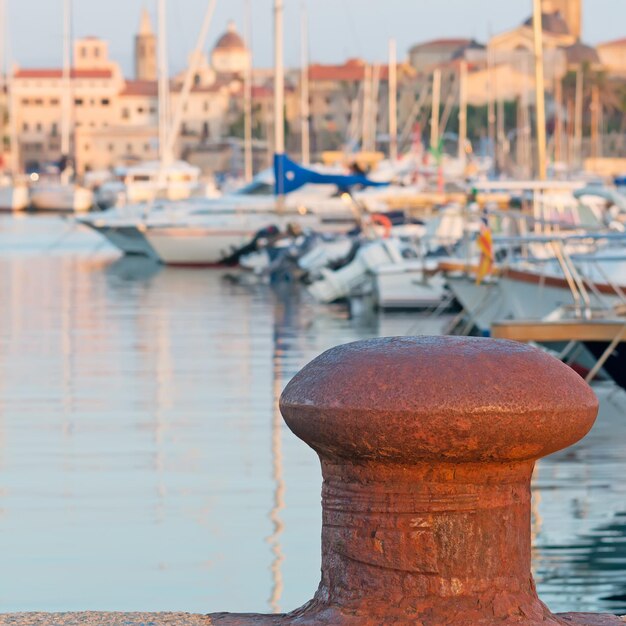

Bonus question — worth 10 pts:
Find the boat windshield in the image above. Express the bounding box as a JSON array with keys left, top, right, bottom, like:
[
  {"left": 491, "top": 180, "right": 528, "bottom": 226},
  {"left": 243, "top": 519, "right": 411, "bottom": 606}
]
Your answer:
[{"left": 235, "top": 181, "right": 274, "bottom": 196}]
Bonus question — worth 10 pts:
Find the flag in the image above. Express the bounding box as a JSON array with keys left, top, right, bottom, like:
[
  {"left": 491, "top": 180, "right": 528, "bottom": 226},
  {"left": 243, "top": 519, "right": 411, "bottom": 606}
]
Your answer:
[{"left": 476, "top": 217, "right": 494, "bottom": 285}]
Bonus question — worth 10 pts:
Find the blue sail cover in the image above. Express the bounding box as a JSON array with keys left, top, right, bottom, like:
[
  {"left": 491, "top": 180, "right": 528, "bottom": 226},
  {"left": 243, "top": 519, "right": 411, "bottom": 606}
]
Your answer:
[{"left": 274, "top": 154, "right": 388, "bottom": 195}]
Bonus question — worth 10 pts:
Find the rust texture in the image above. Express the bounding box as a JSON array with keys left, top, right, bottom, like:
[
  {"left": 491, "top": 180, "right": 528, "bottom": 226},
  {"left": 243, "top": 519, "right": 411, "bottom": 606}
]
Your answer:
[{"left": 274, "top": 336, "right": 604, "bottom": 625}]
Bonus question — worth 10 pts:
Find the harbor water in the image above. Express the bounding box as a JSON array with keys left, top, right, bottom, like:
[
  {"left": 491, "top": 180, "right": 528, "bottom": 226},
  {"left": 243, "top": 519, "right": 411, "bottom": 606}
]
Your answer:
[{"left": 0, "top": 215, "right": 625, "bottom": 615}]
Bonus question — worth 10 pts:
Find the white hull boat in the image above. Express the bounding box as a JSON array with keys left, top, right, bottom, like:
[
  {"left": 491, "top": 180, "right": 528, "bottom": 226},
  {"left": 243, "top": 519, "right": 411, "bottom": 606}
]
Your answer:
[
  {"left": 30, "top": 184, "right": 94, "bottom": 213},
  {"left": 145, "top": 213, "right": 321, "bottom": 266},
  {"left": 374, "top": 260, "right": 446, "bottom": 309},
  {"left": 0, "top": 184, "right": 29, "bottom": 212},
  {"left": 444, "top": 274, "right": 511, "bottom": 334}
]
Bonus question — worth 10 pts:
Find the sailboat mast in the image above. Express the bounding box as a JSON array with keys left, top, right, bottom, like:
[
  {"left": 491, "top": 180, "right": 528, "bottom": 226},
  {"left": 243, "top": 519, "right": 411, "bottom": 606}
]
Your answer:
[
  {"left": 274, "top": 0, "right": 285, "bottom": 208},
  {"left": 300, "top": 1, "right": 310, "bottom": 165},
  {"left": 166, "top": 0, "right": 218, "bottom": 160},
  {"left": 532, "top": 0, "right": 547, "bottom": 180},
  {"left": 243, "top": 0, "right": 253, "bottom": 181},
  {"left": 61, "top": 0, "right": 71, "bottom": 163},
  {"left": 388, "top": 39, "right": 398, "bottom": 162},
  {"left": 458, "top": 60, "right": 468, "bottom": 164},
  {"left": 274, "top": 0, "right": 285, "bottom": 156},
  {"left": 157, "top": 0, "right": 171, "bottom": 167},
  {"left": 574, "top": 66, "right": 583, "bottom": 167},
  {"left": 430, "top": 68, "right": 441, "bottom": 151}
]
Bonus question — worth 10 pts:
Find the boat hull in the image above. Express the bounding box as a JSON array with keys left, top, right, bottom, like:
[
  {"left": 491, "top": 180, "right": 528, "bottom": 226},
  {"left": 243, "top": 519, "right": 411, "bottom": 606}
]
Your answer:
[
  {"left": 374, "top": 263, "right": 446, "bottom": 309},
  {"left": 31, "top": 185, "right": 94, "bottom": 213},
  {"left": 0, "top": 185, "right": 30, "bottom": 212},
  {"left": 145, "top": 227, "right": 256, "bottom": 266}
]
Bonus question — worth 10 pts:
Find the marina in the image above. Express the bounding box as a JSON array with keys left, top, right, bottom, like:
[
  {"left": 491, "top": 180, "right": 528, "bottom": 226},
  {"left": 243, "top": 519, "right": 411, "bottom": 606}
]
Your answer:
[
  {"left": 1, "top": 0, "right": 626, "bottom": 621},
  {"left": 0, "top": 216, "right": 626, "bottom": 616}
]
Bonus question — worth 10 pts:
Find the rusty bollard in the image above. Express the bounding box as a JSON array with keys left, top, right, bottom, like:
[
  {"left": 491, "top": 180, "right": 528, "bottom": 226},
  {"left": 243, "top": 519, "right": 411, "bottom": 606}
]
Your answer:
[{"left": 211, "top": 337, "right": 623, "bottom": 626}]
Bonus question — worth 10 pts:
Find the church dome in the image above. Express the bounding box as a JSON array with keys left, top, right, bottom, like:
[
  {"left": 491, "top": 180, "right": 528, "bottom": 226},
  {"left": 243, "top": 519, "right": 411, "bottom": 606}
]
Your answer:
[
  {"left": 211, "top": 21, "right": 250, "bottom": 76},
  {"left": 214, "top": 22, "right": 246, "bottom": 51}
]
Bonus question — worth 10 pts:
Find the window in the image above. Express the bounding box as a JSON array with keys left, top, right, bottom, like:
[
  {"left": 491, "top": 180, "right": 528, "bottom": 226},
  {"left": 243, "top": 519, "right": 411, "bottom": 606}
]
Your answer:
[
  {"left": 94, "top": 47, "right": 100, "bottom": 58},
  {"left": 50, "top": 98, "right": 60, "bottom": 106},
  {"left": 51, "top": 123, "right": 58, "bottom": 136},
  {"left": 144, "top": 144, "right": 150, "bottom": 153},
  {"left": 204, "top": 101, "right": 209, "bottom": 112},
  {"left": 101, "top": 98, "right": 110, "bottom": 106},
  {"left": 75, "top": 98, "right": 84, "bottom": 106},
  {"left": 108, "top": 144, "right": 114, "bottom": 152},
  {"left": 137, "top": 107, "right": 144, "bottom": 114},
  {"left": 34, "top": 99, "right": 43, "bottom": 106},
  {"left": 22, "top": 122, "right": 28, "bottom": 131},
  {"left": 36, "top": 123, "right": 42, "bottom": 132},
  {"left": 127, "top": 143, "right": 133, "bottom": 153},
  {"left": 122, "top": 107, "right": 130, "bottom": 119},
  {"left": 21, "top": 98, "right": 30, "bottom": 105},
  {"left": 80, "top": 46, "right": 87, "bottom": 58},
  {"left": 84, "top": 143, "right": 90, "bottom": 152}
]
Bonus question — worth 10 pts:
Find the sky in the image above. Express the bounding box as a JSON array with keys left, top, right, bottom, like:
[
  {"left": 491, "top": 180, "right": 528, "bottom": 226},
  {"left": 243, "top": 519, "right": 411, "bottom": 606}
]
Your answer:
[{"left": 4, "top": 0, "right": 624, "bottom": 75}]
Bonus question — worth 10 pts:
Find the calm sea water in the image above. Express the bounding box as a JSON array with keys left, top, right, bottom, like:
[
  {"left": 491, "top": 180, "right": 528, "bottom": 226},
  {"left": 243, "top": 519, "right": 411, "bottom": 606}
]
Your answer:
[{"left": 0, "top": 215, "right": 625, "bottom": 616}]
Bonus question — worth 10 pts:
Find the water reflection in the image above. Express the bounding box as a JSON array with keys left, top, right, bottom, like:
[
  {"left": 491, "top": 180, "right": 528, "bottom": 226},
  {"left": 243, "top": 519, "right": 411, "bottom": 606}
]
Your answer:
[{"left": 0, "top": 216, "right": 625, "bottom": 615}]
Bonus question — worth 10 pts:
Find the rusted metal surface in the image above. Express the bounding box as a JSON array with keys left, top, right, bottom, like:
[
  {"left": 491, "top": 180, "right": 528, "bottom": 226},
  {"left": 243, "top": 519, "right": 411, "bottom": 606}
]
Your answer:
[
  {"left": 1, "top": 337, "right": 622, "bottom": 626},
  {"left": 0, "top": 613, "right": 623, "bottom": 625}
]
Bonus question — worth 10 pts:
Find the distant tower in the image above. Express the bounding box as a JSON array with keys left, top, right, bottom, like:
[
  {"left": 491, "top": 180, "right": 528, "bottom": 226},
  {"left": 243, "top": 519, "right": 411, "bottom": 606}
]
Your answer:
[
  {"left": 543, "top": 0, "right": 582, "bottom": 39},
  {"left": 135, "top": 7, "right": 157, "bottom": 81}
]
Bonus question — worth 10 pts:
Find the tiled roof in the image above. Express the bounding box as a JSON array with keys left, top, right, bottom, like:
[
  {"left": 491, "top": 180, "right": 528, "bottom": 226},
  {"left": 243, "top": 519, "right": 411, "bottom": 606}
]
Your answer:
[
  {"left": 14, "top": 68, "right": 113, "bottom": 79},
  {"left": 120, "top": 80, "right": 158, "bottom": 96},
  {"left": 409, "top": 39, "right": 473, "bottom": 52},
  {"left": 308, "top": 60, "right": 404, "bottom": 82},
  {"left": 597, "top": 38, "right": 626, "bottom": 49}
]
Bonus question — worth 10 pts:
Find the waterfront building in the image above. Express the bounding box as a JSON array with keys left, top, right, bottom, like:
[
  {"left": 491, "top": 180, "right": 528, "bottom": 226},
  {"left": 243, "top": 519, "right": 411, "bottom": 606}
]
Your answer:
[
  {"left": 597, "top": 39, "right": 626, "bottom": 77},
  {"left": 10, "top": 13, "right": 252, "bottom": 176}
]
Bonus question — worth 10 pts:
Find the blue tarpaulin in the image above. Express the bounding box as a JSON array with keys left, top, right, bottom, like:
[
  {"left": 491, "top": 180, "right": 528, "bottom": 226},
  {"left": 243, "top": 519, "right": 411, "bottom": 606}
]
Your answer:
[{"left": 274, "top": 154, "right": 388, "bottom": 195}]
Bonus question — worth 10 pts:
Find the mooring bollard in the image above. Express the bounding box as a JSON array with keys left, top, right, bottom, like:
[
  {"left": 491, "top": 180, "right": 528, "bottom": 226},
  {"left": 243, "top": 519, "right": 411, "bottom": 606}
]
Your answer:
[{"left": 210, "top": 336, "right": 623, "bottom": 626}]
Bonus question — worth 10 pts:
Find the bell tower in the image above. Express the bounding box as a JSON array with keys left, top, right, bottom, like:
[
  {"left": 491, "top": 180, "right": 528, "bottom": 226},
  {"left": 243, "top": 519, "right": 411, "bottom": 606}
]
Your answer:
[
  {"left": 543, "top": 0, "right": 582, "bottom": 39},
  {"left": 134, "top": 7, "right": 157, "bottom": 81}
]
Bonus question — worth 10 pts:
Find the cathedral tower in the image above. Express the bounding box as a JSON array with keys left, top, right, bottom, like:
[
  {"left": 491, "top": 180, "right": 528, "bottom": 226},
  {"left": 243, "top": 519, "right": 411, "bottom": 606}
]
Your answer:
[
  {"left": 543, "top": 0, "right": 582, "bottom": 39},
  {"left": 134, "top": 8, "right": 157, "bottom": 81}
]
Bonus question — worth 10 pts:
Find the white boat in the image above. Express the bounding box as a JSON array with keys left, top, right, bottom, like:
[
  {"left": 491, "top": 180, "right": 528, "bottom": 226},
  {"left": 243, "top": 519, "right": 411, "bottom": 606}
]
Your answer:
[
  {"left": 95, "top": 160, "right": 209, "bottom": 208},
  {"left": 30, "top": 183, "right": 94, "bottom": 213},
  {"left": 145, "top": 211, "right": 322, "bottom": 266},
  {"left": 307, "top": 237, "right": 442, "bottom": 307},
  {"left": 0, "top": 179, "right": 29, "bottom": 212},
  {"left": 374, "top": 259, "right": 446, "bottom": 309}
]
